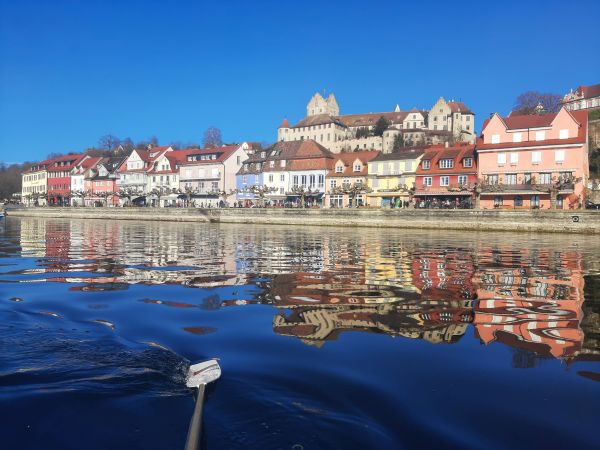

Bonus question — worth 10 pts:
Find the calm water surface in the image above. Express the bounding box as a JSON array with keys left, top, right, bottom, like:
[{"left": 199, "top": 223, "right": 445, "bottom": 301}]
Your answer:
[{"left": 0, "top": 217, "right": 599, "bottom": 450}]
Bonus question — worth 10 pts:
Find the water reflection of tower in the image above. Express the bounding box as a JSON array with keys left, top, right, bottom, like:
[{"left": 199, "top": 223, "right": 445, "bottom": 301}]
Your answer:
[
  {"left": 473, "top": 245, "right": 586, "bottom": 359},
  {"left": 19, "top": 217, "right": 47, "bottom": 257},
  {"left": 364, "top": 240, "right": 417, "bottom": 292}
]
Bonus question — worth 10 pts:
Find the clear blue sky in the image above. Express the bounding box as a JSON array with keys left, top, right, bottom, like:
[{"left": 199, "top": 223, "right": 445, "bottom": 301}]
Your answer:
[{"left": 1, "top": 0, "right": 599, "bottom": 162}]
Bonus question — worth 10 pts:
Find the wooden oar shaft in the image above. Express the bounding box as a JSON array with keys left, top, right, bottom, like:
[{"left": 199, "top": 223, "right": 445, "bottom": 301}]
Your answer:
[{"left": 184, "top": 384, "right": 206, "bottom": 450}]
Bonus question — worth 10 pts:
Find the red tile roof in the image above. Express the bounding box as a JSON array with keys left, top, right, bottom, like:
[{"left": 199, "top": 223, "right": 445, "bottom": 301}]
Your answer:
[
  {"left": 180, "top": 145, "right": 240, "bottom": 165},
  {"left": 262, "top": 140, "right": 334, "bottom": 172},
  {"left": 328, "top": 151, "right": 380, "bottom": 177},
  {"left": 416, "top": 143, "right": 476, "bottom": 175},
  {"left": 46, "top": 153, "right": 86, "bottom": 172},
  {"left": 279, "top": 118, "right": 291, "bottom": 128}
]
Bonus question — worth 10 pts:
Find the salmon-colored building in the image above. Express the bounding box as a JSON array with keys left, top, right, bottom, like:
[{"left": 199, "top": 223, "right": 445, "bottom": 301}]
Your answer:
[
  {"left": 414, "top": 142, "right": 477, "bottom": 208},
  {"left": 477, "top": 108, "right": 588, "bottom": 209}
]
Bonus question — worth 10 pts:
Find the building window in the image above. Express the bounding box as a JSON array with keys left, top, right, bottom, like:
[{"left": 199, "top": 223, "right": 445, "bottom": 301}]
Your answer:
[
  {"left": 440, "top": 159, "right": 454, "bottom": 169},
  {"left": 513, "top": 133, "right": 522, "bottom": 143},
  {"left": 486, "top": 174, "right": 499, "bottom": 185},
  {"left": 539, "top": 173, "right": 552, "bottom": 184},
  {"left": 318, "top": 174, "right": 324, "bottom": 188},
  {"left": 524, "top": 173, "right": 532, "bottom": 184},
  {"left": 335, "top": 165, "right": 343, "bottom": 173},
  {"left": 532, "top": 151, "right": 542, "bottom": 164},
  {"left": 269, "top": 161, "right": 275, "bottom": 168},
  {"left": 440, "top": 176, "right": 450, "bottom": 186},
  {"left": 494, "top": 196, "right": 503, "bottom": 207},
  {"left": 330, "top": 179, "right": 337, "bottom": 189},
  {"left": 559, "top": 129, "right": 569, "bottom": 139},
  {"left": 293, "top": 175, "right": 298, "bottom": 187},
  {"left": 422, "top": 160, "right": 431, "bottom": 169},
  {"left": 424, "top": 177, "right": 432, "bottom": 187},
  {"left": 268, "top": 174, "right": 274, "bottom": 182},
  {"left": 301, "top": 175, "right": 307, "bottom": 186},
  {"left": 458, "top": 175, "right": 468, "bottom": 185},
  {"left": 535, "top": 131, "right": 545, "bottom": 141},
  {"left": 531, "top": 195, "right": 540, "bottom": 208},
  {"left": 280, "top": 174, "right": 285, "bottom": 182},
  {"left": 555, "top": 150, "right": 565, "bottom": 163},
  {"left": 491, "top": 134, "right": 500, "bottom": 144},
  {"left": 354, "top": 164, "right": 361, "bottom": 172},
  {"left": 510, "top": 152, "right": 518, "bottom": 165},
  {"left": 497, "top": 153, "right": 506, "bottom": 166},
  {"left": 309, "top": 175, "right": 316, "bottom": 187},
  {"left": 463, "top": 158, "right": 473, "bottom": 168},
  {"left": 515, "top": 196, "right": 523, "bottom": 207},
  {"left": 280, "top": 160, "right": 286, "bottom": 167},
  {"left": 505, "top": 174, "right": 517, "bottom": 185}
]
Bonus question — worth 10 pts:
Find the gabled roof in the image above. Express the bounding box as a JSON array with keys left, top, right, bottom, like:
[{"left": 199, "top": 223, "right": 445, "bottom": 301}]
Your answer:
[
  {"left": 262, "top": 140, "right": 334, "bottom": 172},
  {"left": 22, "top": 159, "right": 51, "bottom": 174},
  {"left": 279, "top": 118, "right": 291, "bottom": 128},
  {"left": 416, "top": 143, "right": 476, "bottom": 175},
  {"left": 180, "top": 145, "right": 241, "bottom": 165},
  {"left": 576, "top": 83, "right": 600, "bottom": 99},
  {"left": 47, "top": 153, "right": 86, "bottom": 172},
  {"left": 292, "top": 114, "right": 344, "bottom": 129},
  {"left": 448, "top": 101, "right": 473, "bottom": 114},
  {"left": 328, "top": 151, "right": 380, "bottom": 177}
]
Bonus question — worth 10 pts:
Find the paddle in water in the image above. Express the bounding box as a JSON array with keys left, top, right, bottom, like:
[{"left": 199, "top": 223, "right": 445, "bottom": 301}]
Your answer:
[{"left": 184, "top": 359, "right": 221, "bottom": 450}]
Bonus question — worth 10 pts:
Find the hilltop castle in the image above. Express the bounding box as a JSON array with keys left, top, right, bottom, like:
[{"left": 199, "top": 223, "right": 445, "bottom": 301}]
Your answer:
[{"left": 278, "top": 92, "right": 476, "bottom": 153}]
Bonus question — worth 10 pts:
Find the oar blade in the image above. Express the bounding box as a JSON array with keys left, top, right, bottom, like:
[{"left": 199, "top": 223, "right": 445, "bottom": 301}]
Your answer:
[{"left": 186, "top": 359, "right": 221, "bottom": 388}]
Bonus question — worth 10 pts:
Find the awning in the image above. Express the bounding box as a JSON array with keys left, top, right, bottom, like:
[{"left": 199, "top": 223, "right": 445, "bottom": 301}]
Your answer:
[
  {"left": 367, "top": 192, "right": 410, "bottom": 197},
  {"left": 480, "top": 191, "right": 550, "bottom": 196},
  {"left": 414, "top": 191, "right": 473, "bottom": 196}
]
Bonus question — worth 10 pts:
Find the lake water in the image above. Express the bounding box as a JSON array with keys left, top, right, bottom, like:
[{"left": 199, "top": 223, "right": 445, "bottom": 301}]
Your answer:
[{"left": 0, "top": 217, "right": 598, "bottom": 450}]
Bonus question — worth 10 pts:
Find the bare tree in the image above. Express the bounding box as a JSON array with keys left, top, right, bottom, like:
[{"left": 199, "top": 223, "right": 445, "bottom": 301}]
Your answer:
[
  {"left": 513, "top": 91, "right": 562, "bottom": 115},
  {"left": 203, "top": 127, "right": 223, "bottom": 148},
  {"left": 98, "top": 135, "right": 121, "bottom": 151}
]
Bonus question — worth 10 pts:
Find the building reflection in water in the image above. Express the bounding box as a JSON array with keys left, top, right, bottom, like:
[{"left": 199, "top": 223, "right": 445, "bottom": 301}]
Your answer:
[{"left": 13, "top": 218, "right": 600, "bottom": 362}]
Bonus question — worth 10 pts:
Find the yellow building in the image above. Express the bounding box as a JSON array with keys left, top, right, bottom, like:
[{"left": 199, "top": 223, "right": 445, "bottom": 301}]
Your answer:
[
  {"left": 367, "top": 148, "right": 424, "bottom": 207},
  {"left": 21, "top": 160, "right": 49, "bottom": 206}
]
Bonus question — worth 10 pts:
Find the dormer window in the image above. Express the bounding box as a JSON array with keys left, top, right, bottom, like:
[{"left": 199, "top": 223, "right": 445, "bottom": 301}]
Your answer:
[
  {"left": 439, "top": 159, "right": 454, "bottom": 169},
  {"left": 280, "top": 160, "right": 286, "bottom": 167},
  {"left": 422, "top": 160, "right": 431, "bottom": 169},
  {"left": 261, "top": 152, "right": 266, "bottom": 158},
  {"left": 354, "top": 164, "right": 361, "bottom": 172},
  {"left": 269, "top": 161, "right": 275, "bottom": 168},
  {"left": 463, "top": 157, "right": 473, "bottom": 168},
  {"left": 335, "top": 165, "right": 343, "bottom": 173}
]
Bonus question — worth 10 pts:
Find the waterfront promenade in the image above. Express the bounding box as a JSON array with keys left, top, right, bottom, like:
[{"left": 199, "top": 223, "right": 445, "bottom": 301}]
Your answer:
[{"left": 6, "top": 207, "right": 600, "bottom": 234}]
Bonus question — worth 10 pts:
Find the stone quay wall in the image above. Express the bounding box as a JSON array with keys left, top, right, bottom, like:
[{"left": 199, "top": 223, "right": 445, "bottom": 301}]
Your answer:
[{"left": 6, "top": 207, "right": 600, "bottom": 234}]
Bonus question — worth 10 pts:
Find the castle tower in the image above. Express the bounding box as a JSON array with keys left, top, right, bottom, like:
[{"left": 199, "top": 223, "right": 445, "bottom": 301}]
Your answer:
[{"left": 307, "top": 92, "right": 339, "bottom": 117}]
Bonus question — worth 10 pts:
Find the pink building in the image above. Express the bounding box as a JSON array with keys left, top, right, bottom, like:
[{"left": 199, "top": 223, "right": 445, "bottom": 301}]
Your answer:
[{"left": 477, "top": 108, "right": 589, "bottom": 209}]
